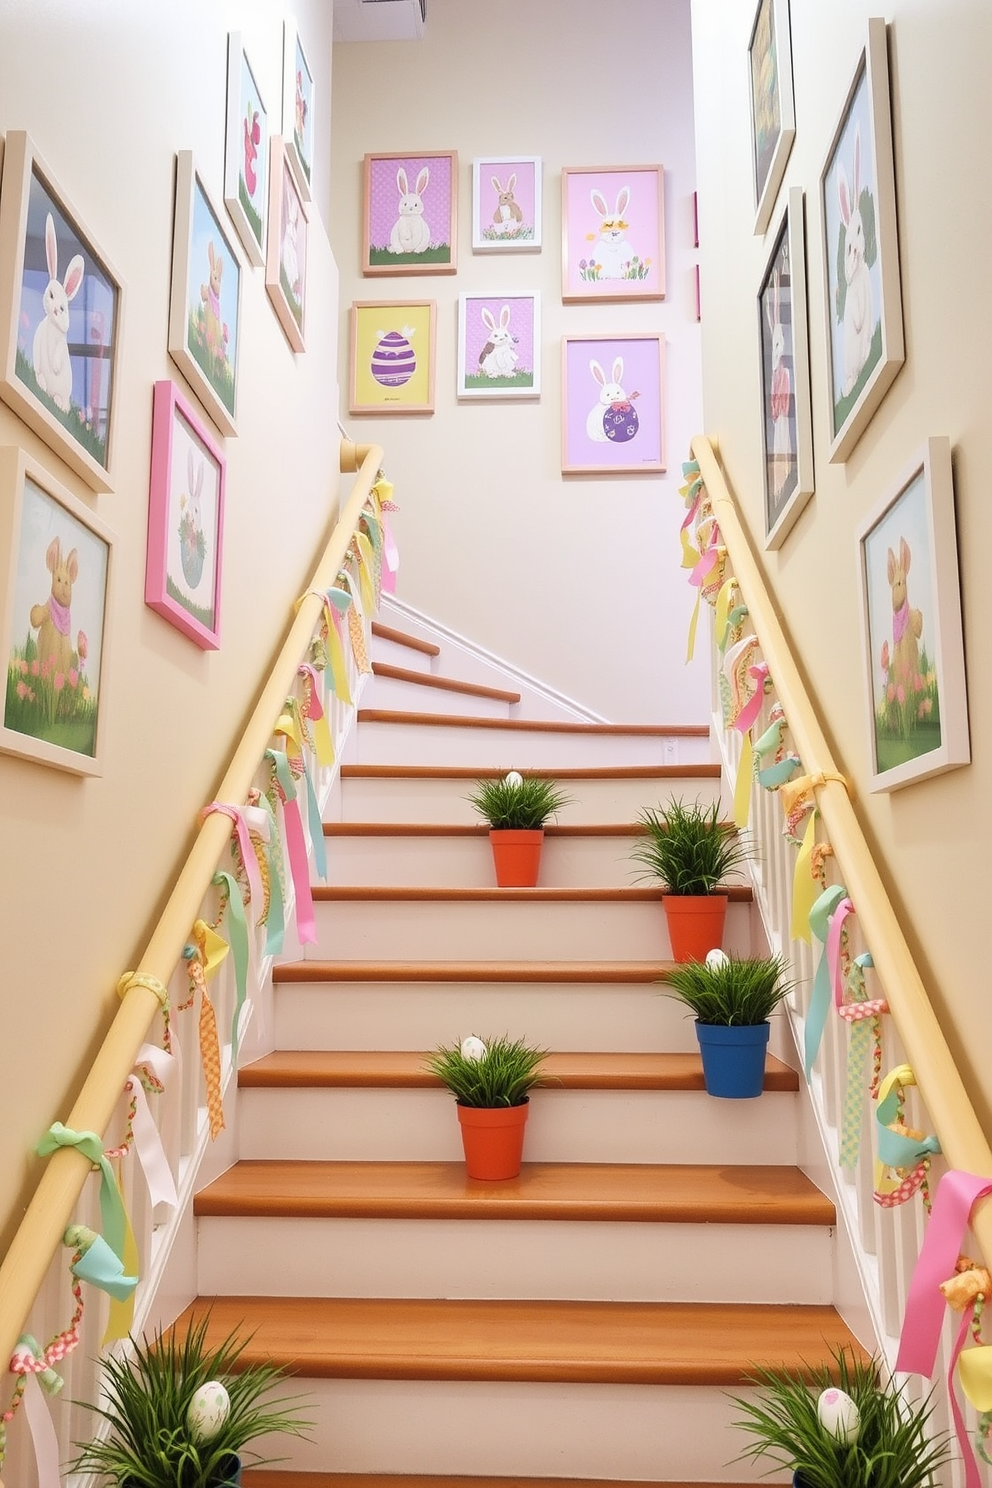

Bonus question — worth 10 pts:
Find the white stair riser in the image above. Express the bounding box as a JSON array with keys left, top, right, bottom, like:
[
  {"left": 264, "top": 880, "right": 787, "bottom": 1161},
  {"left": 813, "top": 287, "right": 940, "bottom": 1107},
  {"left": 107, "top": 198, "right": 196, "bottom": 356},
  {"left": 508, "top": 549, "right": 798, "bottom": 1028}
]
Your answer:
[
  {"left": 366, "top": 675, "right": 514, "bottom": 719},
  {"left": 196, "top": 1214, "right": 832, "bottom": 1303},
  {"left": 307, "top": 898, "right": 755, "bottom": 961},
  {"left": 273, "top": 980, "right": 698, "bottom": 1053},
  {"left": 322, "top": 832, "right": 643, "bottom": 888},
  {"left": 237, "top": 1087, "right": 800, "bottom": 1165},
  {"left": 331, "top": 773, "right": 723, "bottom": 825},
  {"left": 370, "top": 636, "right": 435, "bottom": 674},
  {"left": 250, "top": 1378, "right": 778, "bottom": 1482},
  {"left": 348, "top": 722, "right": 711, "bottom": 769}
]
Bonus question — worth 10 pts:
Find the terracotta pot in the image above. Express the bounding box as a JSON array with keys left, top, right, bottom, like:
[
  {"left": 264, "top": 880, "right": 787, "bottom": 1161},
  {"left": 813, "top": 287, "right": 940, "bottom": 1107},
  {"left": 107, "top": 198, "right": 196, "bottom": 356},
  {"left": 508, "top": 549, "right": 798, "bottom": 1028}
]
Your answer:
[
  {"left": 489, "top": 828, "right": 544, "bottom": 887},
  {"left": 456, "top": 1100, "right": 530, "bottom": 1179},
  {"left": 662, "top": 893, "right": 728, "bottom": 962}
]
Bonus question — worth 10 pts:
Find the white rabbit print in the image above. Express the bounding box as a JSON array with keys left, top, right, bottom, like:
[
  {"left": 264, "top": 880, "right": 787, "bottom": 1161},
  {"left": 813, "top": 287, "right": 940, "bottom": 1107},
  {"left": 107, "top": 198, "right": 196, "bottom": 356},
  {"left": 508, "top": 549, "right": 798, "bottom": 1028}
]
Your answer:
[
  {"left": 389, "top": 166, "right": 432, "bottom": 256},
  {"left": 281, "top": 177, "right": 303, "bottom": 302},
  {"left": 586, "top": 357, "right": 640, "bottom": 444},
  {"left": 587, "top": 187, "right": 634, "bottom": 281},
  {"left": 32, "top": 212, "right": 84, "bottom": 413},
  {"left": 479, "top": 305, "right": 518, "bottom": 378},
  {"left": 765, "top": 267, "right": 792, "bottom": 499},
  {"left": 836, "top": 125, "right": 875, "bottom": 397}
]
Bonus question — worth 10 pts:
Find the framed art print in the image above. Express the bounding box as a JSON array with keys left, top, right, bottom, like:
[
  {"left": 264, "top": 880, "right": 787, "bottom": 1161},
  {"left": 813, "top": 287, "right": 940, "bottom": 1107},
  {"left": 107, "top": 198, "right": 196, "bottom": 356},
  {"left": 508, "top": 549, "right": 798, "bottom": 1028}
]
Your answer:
[
  {"left": 283, "top": 20, "right": 315, "bottom": 201},
  {"left": 748, "top": 0, "right": 796, "bottom": 235},
  {"left": 561, "top": 333, "right": 666, "bottom": 474},
  {"left": 0, "top": 445, "right": 112, "bottom": 774},
  {"left": 0, "top": 132, "right": 124, "bottom": 493},
  {"left": 350, "top": 300, "right": 436, "bottom": 414},
  {"left": 561, "top": 165, "right": 665, "bottom": 303},
  {"left": 224, "top": 33, "right": 269, "bottom": 267},
  {"left": 820, "top": 17, "right": 904, "bottom": 464},
  {"left": 265, "top": 137, "right": 308, "bottom": 353},
  {"left": 145, "top": 380, "right": 226, "bottom": 650},
  {"left": 457, "top": 293, "right": 540, "bottom": 399},
  {"left": 168, "top": 151, "right": 242, "bottom": 438},
  {"left": 362, "top": 152, "right": 458, "bottom": 275},
  {"left": 857, "top": 437, "right": 969, "bottom": 793},
  {"left": 758, "top": 188, "right": 813, "bottom": 549},
  {"left": 472, "top": 157, "right": 542, "bottom": 251}
]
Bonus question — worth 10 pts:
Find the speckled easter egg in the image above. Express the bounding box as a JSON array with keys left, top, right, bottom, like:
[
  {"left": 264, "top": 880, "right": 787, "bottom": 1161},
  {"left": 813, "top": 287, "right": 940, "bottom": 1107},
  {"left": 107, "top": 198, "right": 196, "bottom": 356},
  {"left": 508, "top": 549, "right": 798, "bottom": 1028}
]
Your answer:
[
  {"left": 371, "top": 331, "right": 417, "bottom": 387},
  {"left": 603, "top": 401, "right": 639, "bottom": 444},
  {"left": 816, "top": 1386, "right": 861, "bottom": 1444},
  {"left": 187, "top": 1380, "right": 231, "bottom": 1443}
]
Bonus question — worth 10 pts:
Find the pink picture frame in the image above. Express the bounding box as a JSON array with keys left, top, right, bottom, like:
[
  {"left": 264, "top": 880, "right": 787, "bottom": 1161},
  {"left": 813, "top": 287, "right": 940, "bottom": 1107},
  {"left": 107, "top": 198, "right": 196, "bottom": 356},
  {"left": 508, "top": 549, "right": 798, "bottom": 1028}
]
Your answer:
[
  {"left": 561, "top": 164, "right": 666, "bottom": 303},
  {"left": 144, "top": 380, "right": 226, "bottom": 649}
]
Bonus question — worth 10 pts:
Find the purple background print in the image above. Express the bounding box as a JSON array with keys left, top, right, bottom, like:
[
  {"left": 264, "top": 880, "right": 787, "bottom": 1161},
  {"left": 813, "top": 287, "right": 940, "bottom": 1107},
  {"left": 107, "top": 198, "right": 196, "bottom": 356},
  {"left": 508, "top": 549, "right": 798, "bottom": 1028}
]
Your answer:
[
  {"left": 369, "top": 155, "right": 452, "bottom": 250},
  {"left": 564, "top": 336, "right": 662, "bottom": 467},
  {"left": 477, "top": 161, "right": 537, "bottom": 233},
  {"left": 463, "top": 296, "right": 534, "bottom": 374}
]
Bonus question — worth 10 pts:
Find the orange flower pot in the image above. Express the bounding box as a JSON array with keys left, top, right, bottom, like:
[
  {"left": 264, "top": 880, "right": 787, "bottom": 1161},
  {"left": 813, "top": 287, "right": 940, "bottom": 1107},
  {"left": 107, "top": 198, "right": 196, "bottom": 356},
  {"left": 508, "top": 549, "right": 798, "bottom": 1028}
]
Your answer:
[
  {"left": 489, "top": 829, "right": 544, "bottom": 887},
  {"left": 456, "top": 1100, "right": 530, "bottom": 1179},
  {"left": 662, "top": 893, "right": 728, "bottom": 962}
]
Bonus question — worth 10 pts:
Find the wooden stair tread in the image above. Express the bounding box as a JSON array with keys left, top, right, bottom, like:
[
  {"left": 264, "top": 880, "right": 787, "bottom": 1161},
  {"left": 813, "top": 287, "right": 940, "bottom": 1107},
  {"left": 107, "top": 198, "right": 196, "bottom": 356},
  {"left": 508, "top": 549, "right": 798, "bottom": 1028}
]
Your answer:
[
  {"left": 323, "top": 822, "right": 648, "bottom": 838},
  {"left": 371, "top": 621, "right": 441, "bottom": 657},
  {"left": 274, "top": 959, "right": 676, "bottom": 983},
  {"left": 358, "top": 710, "right": 709, "bottom": 736},
  {"left": 245, "top": 1476, "right": 783, "bottom": 1488},
  {"left": 341, "top": 764, "right": 720, "bottom": 780},
  {"left": 195, "top": 1160, "right": 834, "bottom": 1225},
  {"left": 372, "top": 661, "right": 521, "bottom": 705},
  {"left": 311, "top": 885, "right": 752, "bottom": 902},
  {"left": 173, "top": 1295, "right": 865, "bottom": 1384},
  {"left": 239, "top": 1050, "right": 799, "bottom": 1092}
]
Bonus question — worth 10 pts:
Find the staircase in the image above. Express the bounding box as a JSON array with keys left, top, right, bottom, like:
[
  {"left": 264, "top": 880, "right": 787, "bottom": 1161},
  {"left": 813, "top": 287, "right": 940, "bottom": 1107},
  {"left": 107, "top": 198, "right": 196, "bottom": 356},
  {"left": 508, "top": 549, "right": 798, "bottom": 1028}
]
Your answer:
[{"left": 177, "top": 615, "right": 865, "bottom": 1485}]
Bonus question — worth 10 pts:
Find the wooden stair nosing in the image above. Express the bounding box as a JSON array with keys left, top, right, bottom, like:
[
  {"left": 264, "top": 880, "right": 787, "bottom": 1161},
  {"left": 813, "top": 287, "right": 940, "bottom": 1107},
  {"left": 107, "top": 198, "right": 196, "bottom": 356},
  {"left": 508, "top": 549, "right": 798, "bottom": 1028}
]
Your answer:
[
  {"left": 194, "top": 1159, "right": 835, "bottom": 1226},
  {"left": 322, "top": 822, "right": 649, "bottom": 838},
  {"left": 310, "top": 884, "right": 752, "bottom": 903},
  {"left": 372, "top": 661, "right": 521, "bottom": 706},
  {"left": 238, "top": 1049, "right": 799, "bottom": 1093},
  {"left": 356, "top": 710, "right": 710, "bottom": 736},
  {"left": 273, "top": 959, "right": 675, "bottom": 984},
  {"left": 244, "top": 1474, "right": 786, "bottom": 1488},
  {"left": 173, "top": 1294, "right": 866, "bottom": 1385},
  {"left": 371, "top": 621, "right": 441, "bottom": 657},
  {"left": 341, "top": 764, "right": 721, "bottom": 780}
]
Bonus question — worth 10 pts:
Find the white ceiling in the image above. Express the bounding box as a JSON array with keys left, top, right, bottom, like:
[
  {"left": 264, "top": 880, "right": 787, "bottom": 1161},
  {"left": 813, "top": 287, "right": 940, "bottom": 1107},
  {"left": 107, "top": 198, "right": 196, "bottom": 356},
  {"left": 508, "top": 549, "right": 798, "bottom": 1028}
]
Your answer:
[{"left": 332, "top": 0, "right": 426, "bottom": 43}]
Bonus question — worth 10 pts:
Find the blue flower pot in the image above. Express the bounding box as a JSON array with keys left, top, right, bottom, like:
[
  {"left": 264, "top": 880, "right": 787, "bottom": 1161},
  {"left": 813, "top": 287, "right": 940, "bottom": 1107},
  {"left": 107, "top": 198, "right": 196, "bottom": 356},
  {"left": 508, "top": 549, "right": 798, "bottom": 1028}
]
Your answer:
[{"left": 694, "top": 1020, "right": 770, "bottom": 1098}]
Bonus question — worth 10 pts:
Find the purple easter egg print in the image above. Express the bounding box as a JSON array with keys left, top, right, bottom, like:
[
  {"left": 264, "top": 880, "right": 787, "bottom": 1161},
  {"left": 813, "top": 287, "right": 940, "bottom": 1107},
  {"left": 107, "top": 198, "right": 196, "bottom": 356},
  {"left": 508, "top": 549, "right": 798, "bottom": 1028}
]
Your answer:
[
  {"left": 371, "top": 331, "right": 417, "bottom": 386},
  {"left": 603, "top": 400, "right": 639, "bottom": 444}
]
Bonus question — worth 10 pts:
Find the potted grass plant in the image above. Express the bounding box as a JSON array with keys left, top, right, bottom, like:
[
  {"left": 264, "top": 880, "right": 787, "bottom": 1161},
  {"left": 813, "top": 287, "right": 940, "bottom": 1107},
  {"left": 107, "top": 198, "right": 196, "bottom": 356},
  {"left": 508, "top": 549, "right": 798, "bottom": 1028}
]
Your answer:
[
  {"left": 468, "top": 771, "right": 572, "bottom": 887},
  {"left": 630, "top": 795, "right": 754, "bottom": 960},
  {"left": 69, "top": 1313, "right": 312, "bottom": 1488},
  {"left": 731, "top": 1344, "right": 953, "bottom": 1488},
  {"left": 664, "top": 949, "right": 792, "bottom": 1097},
  {"left": 426, "top": 1033, "right": 548, "bottom": 1179}
]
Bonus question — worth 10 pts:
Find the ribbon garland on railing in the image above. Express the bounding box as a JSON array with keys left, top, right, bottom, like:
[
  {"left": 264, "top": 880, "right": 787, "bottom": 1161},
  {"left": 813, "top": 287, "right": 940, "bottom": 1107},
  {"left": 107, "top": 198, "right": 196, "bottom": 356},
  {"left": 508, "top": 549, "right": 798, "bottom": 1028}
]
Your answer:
[
  {"left": 180, "top": 919, "right": 229, "bottom": 1139},
  {"left": 873, "top": 1064, "right": 940, "bottom": 1209},
  {"left": 837, "top": 952, "right": 885, "bottom": 1169},
  {"left": 211, "top": 871, "right": 250, "bottom": 1057},
  {"left": 265, "top": 747, "right": 317, "bottom": 945}
]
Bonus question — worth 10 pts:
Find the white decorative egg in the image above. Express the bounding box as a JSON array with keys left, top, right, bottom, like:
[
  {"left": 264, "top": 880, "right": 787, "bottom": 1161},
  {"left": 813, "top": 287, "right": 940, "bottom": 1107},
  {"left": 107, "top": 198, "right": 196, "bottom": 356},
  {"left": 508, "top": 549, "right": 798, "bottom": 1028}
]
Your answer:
[
  {"left": 187, "top": 1380, "right": 231, "bottom": 1442},
  {"left": 705, "top": 948, "right": 730, "bottom": 970},
  {"left": 504, "top": 771, "right": 523, "bottom": 788},
  {"left": 816, "top": 1386, "right": 861, "bottom": 1444},
  {"left": 460, "top": 1035, "right": 487, "bottom": 1062}
]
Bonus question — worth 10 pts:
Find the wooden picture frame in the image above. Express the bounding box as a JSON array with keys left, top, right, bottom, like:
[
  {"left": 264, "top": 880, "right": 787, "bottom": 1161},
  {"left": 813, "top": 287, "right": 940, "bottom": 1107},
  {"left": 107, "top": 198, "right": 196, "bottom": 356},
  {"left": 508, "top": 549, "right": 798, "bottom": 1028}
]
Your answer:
[
  {"left": 0, "top": 445, "right": 112, "bottom": 774},
  {"left": 457, "top": 293, "right": 541, "bottom": 400},
  {"left": 0, "top": 132, "right": 124, "bottom": 494},
  {"left": 168, "top": 152, "right": 243, "bottom": 438},
  {"left": 224, "top": 33, "right": 269, "bottom": 267},
  {"left": 471, "top": 156, "right": 542, "bottom": 252},
  {"left": 561, "top": 165, "right": 665, "bottom": 304},
  {"left": 758, "top": 187, "right": 814, "bottom": 549},
  {"left": 265, "top": 137, "right": 308, "bottom": 353},
  {"left": 144, "top": 381, "right": 226, "bottom": 650},
  {"left": 748, "top": 0, "right": 796, "bottom": 235},
  {"left": 819, "top": 17, "right": 904, "bottom": 464},
  {"left": 561, "top": 333, "right": 666, "bottom": 474},
  {"left": 856, "top": 437, "right": 969, "bottom": 792},
  {"left": 349, "top": 300, "right": 436, "bottom": 414},
  {"left": 282, "top": 19, "right": 315, "bottom": 202},
  {"left": 362, "top": 151, "right": 458, "bottom": 275}
]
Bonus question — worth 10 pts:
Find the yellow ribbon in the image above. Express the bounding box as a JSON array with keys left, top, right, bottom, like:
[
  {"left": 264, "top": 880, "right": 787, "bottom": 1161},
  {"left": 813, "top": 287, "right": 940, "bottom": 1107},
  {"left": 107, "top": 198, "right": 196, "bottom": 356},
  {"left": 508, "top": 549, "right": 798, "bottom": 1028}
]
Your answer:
[
  {"left": 781, "top": 770, "right": 850, "bottom": 817},
  {"left": 733, "top": 731, "right": 754, "bottom": 829},
  {"left": 714, "top": 577, "right": 739, "bottom": 651},
  {"left": 191, "top": 921, "right": 227, "bottom": 1140},
  {"left": 323, "top": 603, "right": 353, "bottom": 704},
  {"left": 959, "top": 1348, "right": 992, "bottom": 1412},
  {"left": 791, "top": 811, "right": 819, "bottom": 944},
  {"left": 104, "top": 1169, "right": 140, "bottom": 1343}
]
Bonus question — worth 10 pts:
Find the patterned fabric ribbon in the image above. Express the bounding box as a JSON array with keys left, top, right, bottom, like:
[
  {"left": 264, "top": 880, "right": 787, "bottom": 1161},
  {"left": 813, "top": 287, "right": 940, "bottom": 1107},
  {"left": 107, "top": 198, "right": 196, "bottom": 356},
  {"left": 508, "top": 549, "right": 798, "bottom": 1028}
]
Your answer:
[
  {"left": 803, "top": 883, "right": 847, "bottom": 1078},
  {"left": 266, "top": 748, "right": 317, "bottom": 945},
  {"left": 873, "top": 1064, "right": 940, "bottom": 1204},
  {"left": 213, "top": 871, "right": 249, "bottom": 1056}
]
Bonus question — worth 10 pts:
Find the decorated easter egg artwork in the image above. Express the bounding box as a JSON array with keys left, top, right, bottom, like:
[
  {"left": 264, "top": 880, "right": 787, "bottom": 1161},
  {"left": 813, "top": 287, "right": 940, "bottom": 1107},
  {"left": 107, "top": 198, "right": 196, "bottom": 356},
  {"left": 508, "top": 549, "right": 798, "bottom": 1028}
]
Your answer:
[
  {"left": 187, "top": 1380, "right": 231, "bottom": 1442},
  {"left": 603, "top": 397, "right": 640, "bottom": 444},
  {"left": 371, "top": 326, "right": 417, "bottom": 387},
  {"left": 816, "top": 1386, "right": 861, "bottom": 1444},
  {"left": 460, "top": 1035, "right": 487, "bottom": 1062}
]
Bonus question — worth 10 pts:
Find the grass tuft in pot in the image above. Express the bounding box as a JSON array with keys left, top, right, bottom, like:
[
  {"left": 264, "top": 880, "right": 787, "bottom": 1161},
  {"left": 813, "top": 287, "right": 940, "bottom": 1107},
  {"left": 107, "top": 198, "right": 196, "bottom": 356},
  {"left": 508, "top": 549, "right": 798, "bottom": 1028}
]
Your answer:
[
  {"left": 70, "top": 1312, "right": 312, "bottom": 1488},
  {"left": 665, "top": 951, "right": 793, "bottom": 1025},
  {"left": 426, "top": 1033, "right": 548, "bottom": 1106},
  {"left": 730, "top": 1345, "right": 953, "bottom": 1488},
  {"left": 468, "top": 773, "right": 572, "bottom": 830},
  {"left": 630, "top": 795, "right": 753, "bottom": 894}
]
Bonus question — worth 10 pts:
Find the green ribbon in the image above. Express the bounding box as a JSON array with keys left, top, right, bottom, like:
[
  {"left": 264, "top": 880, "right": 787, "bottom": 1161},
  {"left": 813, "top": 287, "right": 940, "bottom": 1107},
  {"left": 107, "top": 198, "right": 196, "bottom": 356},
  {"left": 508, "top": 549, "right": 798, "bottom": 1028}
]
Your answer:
[
  {"left": 758, "top": 754, "right": 801, "bottom": 789},
  {"left": 257, "top": 789, "right": 286, "bottom": 957},
  {"left": 360, "top": 509, "right": 383, "bottom": 550},
  {"left": 840, "top": 1019, "right": 873, "bottom": 1170},
  {"left": 66, "top": 1227, "right": 138, "bottom": 1303},
  {"left": 803, "top": 883, "right": 848, "bottom": 1079},
  {"left": 213, "top": 871, "right": 249, "bottom": 1061},
  {"left": 876, "top": 1084, "right": 942, "bottom": 1168},
  {"left": 301, "top": 754, "right": 327, "bottom": 882},
  {"left": 37, "top": 1125, "right": 126, "bottom": 1262}
]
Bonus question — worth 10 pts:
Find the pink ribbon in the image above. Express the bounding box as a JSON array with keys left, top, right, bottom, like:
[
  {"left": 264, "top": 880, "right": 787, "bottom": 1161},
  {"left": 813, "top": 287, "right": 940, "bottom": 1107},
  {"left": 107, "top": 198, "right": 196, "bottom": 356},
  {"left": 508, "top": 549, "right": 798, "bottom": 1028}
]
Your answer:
[
  {"left": 22, "top": 1372, "right": 60, "bottom": 1488},
  {"left": 826, "top": 896, "right": 855, "bottom": 1008},
  {"left": 127, "top": 1046, "right": 178, "bottom": 1209},
  {"left": 298, "top": 663, "right": 326, "bottom": 722},
  {"left": 202, "top": 803, "right": 264, "bottom": 929},
  {"left": 733, "top": 662, "right": 770, "bottom": 734},
  {"left": 277, "top": 791, "right": 316, "bottom": 945},
  {"left": 381, "top": 513, "right": 399, "bottom": 593},
  {"left": 838, "top": 998, "right": 888, "bottom": 1022},
  {"left": 689, "top": 544, "right": 720, "bottom": 589}
]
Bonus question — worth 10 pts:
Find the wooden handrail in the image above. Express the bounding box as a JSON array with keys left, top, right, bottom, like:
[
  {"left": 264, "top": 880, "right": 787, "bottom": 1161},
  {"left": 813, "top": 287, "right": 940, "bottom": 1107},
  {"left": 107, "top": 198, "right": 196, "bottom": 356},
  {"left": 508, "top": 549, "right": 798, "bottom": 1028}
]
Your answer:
[
  {"left": 0, "top": 440, "right": 383, "bottom": 1371},
  {"left": 692, "top": 436, "right": 992, "bottom": 1255}
]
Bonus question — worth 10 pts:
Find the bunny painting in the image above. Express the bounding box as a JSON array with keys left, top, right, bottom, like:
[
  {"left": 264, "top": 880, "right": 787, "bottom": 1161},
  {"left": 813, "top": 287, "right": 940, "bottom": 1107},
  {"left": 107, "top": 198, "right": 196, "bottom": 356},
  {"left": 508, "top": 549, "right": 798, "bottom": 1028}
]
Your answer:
[
  {"left": 178, "top": 449, "right": 207, "bottom": 592},
  {"left": 364, "top": 153, "right": 456, "bottom": 270},
  {"left": 473, "top": 158, "right": 541, "bottom": 250},
  {"left": 389, "top": 167, "right": 432, "bottom": 256},
  {"left": 491, "top": 175, "right": 524, "bottom": 237},
  {"left": 886, "top": 537, "right": 924, "bottom": 693},
  {"left": 177, "top": 160, "right": 241, "bottom": 430},
  {"left": 562, "top": 334, "right": 664, "bottom": 472},
  {"left": 479, "top": 305, "right": 518, "bottom": 379},
  {"left": 836, "top": 126, "right": 874, "bottom": 397},
  {"left": 562, "top": 166, "right": 663, "bottom": 302},
  {"left": 29, "top": 537, "right": 78, "bottom": 678},
  {"left": 764, "top": 267, "right": 793, "bottom": 502},
  {"left": 587, "top": 188, "right": 635, "bottom": 280},
  {"left": 32, "top": 213, "right": 84, "bottom": 414},
  {"left": 457, "top": 294, "right": 538, "bottom": 397}
]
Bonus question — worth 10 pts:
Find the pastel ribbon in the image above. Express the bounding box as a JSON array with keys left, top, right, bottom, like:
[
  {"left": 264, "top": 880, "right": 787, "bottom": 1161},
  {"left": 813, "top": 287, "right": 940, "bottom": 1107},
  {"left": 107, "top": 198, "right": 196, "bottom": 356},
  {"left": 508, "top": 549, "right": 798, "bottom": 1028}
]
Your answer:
[
  {"left": 202, "top": 803, "right": 264, "bottom": 930},
  {"left": 714, "top": 577, "right": 740, "bottom": 651},
  {"left": 360, "top": 507, "right": 383, "bottom": 550},
  {"left": 36, "top": 1125, "right": 127, "bottom": 1262},
  {"left": 322, "top": 598, "right": 353, "bottom": 704},
  {"left": 839, "top": 1016, "right": 873, "bottom": 1169},
  {"left": 381, "top": 512, "right": 399, "bottom": 593},
  {"left": 299, "top": 663, "right": 335, "bottom": 766},
  {"left": 354, "top": 531, "right": 376, "bottom": 610},
  {"left": 189, "top": 921, "right": 227, "bottom": 1140},
  {"left": 267, "top": 750, "right": 316, "bottom": 945},
  {"left": 126, "top": 1065, "right": 178, "bottom": 1211},
  {"left": 733, "top": 730, "right": 754, "bottom": 830},
  {"left": 721, "top": 635, "right": 759, "bottom": 728},
  {"left": 212, "top": 871, "right": 249, "bottom": 1055},
  {"left": 803, "top": 883, "right": 848, "bottom": 1078},
  {"left": 826, "top": 896, "right": 855, "bottom": 1009},
  {"left": 733, "top": 663, "right": 770, "bottom": 735},
  {"left": 250, "top": 795, "right": 286, "bottom": 957},
  {"left": 759, "top": 754, "right": 800, "bottom": 789},
  {"left": 299, "top": 753, "right": 328, "bottom": 882},
  {"left": 790, "top": 811, "right": 819, "bottom": 944},
  {"left": 10, "top": 1335, "right": 62, "bottom": 1394},
  {"left": 21, "top": 1372, "right": 59, "bottom": 1488},
  {"left": 104, "top": 1177, "right": 140, "bottom": 1341},
  {"left": 873, "top": 1065, "right": 940, "bottom": 1199}
]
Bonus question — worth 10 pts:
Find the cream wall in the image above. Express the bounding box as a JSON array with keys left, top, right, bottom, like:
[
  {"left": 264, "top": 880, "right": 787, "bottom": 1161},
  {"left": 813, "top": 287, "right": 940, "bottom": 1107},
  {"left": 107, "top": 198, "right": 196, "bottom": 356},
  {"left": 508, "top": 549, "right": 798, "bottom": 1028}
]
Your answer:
[
  {"left": 330, "top": 0, "right": 710, "bottom": 724},
  {"left": 690, "top": 1, "right": 992, "bottom": 1126},
  {"left": 0, "top": 0, "right": 339, "bottom": 1245}
]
